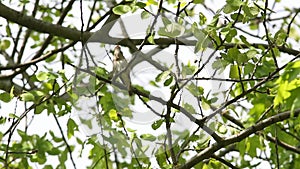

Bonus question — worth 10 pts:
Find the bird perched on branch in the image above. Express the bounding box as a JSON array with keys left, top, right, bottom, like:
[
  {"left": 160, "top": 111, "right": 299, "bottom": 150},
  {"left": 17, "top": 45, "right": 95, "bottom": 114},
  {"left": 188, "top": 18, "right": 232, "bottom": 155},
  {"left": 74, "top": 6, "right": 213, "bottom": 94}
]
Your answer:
[{"left": 113, "top": 45, "right": 133, "bottom": 95}]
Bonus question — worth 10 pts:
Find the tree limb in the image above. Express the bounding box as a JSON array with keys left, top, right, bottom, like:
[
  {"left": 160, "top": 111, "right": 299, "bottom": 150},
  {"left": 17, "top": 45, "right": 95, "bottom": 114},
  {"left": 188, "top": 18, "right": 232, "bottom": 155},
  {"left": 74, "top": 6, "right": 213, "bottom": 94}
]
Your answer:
[
  {"left": 0, "top": 2, "right": 92, "bottom": 42},
  {"left": 1, "top": 3, "right": 299, "bottom": 57},
  {"left": 178, "top": 108, "right": 300, "bottom": 169}
]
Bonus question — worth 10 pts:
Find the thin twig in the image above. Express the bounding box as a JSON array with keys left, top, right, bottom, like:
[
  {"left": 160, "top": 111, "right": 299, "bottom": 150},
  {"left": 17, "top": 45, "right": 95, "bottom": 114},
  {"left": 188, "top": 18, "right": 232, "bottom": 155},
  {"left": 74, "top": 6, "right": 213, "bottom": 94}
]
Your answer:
[
  {"left": 52, "top": 114, "right": 77, "bottom": 169},
  {"left": 138, "top": 0, "right": 164, "bottom": 50},
  {"left": 262, "top": 0, "right": 279, "bottom": 69}
]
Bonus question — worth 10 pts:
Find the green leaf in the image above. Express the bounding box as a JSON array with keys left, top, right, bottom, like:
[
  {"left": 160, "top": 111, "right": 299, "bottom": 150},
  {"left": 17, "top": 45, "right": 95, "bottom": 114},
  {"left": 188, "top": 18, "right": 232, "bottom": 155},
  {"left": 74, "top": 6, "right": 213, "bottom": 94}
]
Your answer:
[
  {"left": 227, "top": 0, "right": 243, "bottom": 7},
  {"left": 249, "top": 103, "right": 265, "bottom": 118},
  {"left": 225, "top": 28, "right": 237, "bottom": 42},
  {"left": 67, "top": 118, "right": 78, "bottom": 139},
  {"left": 44, "top": 165, "right": 53, "bottom": 169},
  {"left": 130, "top": 5, "right": 139, "bottom": 13},
  {"left": 9, "top": 114, "right": 19, "bottom": 120},
  {"left": 225, "top": 47, "right": 240, "bottom": 63},
  {"left": 49, "top": 130, "right": 63, "bottom": 142},
  {"left": 140, "top": 133, "right": 156, "bottom": 141},
  {"left": 17, "top": 129, "right": 27, "bottom": 140},
  {"left": 243, "top": 5, "right": 259, "bottom": 17},
  {"left": 158, "top": 22, "right": 185, "bottom": 38},
  {"left": 48, "top": 147, "right": 61, "bottom": 155},
  {"left": 199, "top": 12, "right": 207, "bottom": 25},
  {"left": 244, "top": 63, "right": 255, "bottom": 75},
  {"left": 193, "top": 0, "right": 204, "bottom": 4},
  {"left": 155, "top": 70, "right": 171, "bottom": 82},
  {"left": 240, "top": 35, "right": 251, "bottom": 46},
  {"left": 229, "top": 65, "right": 239, "bottom": 79},
  {"left": 155, "top": 146, "right": 167, "bottom": 167},
  {"left": 45, "top": 54, "right": 57, "bottom": 62},
  {"left": 212, "top": 59, "right": 229, "bottom": 72},
  {"left": 237, "top": 139, "right": 246, "bottom": 156},
  {"left": 281, "top": 61, "right": 300, "bottom": 82},
  {"left": 164, "top": 76, "right": 173, "bottom": 86},
  {"left": 146, "top": 0, "right": 158, "bottom": 5},
  {"left": 147, "top": 34, "right": 155, "bottom": 44},
  {"left": 183, "top": 102, "right": 197, "bottom": 114},
  {"left": 20, "top": 92, "right": 35, "bottom": 102},
  {"left": 274, "top": 29, "right": 288, "bottom": 46},
  {"left": 161, "top": 17, "right": 172, "bottom": 26},
  {"left": 150, "top": 80, "right": 159, "bottom": 87},
  {"left": 166, "top": 0, "right": 176, "bottom": 4},
  {"left": 223, "top": 0, "right": 243, "bottom": 14},
  {"left": 152, "top": 119, "right": 163, "bottom": 130},
  {"left": 109, "top": 109, "right": 119, "bottom": 122},
  {"left": 10, "top": 86, "right": 14, "bottom": 97},
  {"left": 0, "top": 91, "right": 12, "bottom": 103},
  {"left": 0, "top": 115, "right": 5, "bottom": 125},
  {"left": 291, "top": 60, "right": 300, "bottom": 68},
  {"left": 120, "top": 107, "right": 133, "bottom": 118},
  {"left": 141, "top": 11, "right": 151, "bottom": 19},
  {"left": 236, "top": 53, "right": 248, "bottom": 64},
  {"left": 249, "top": 6, "right": 259, "bottom": 16},
  {"left": 192, "top": 27, "right": 211, "bottom": 52},
  {"left": 208, "top": 14, "right": 220, "bottom": 27},
  {"left": 134, "top": 85, "right": 150, "bottom": 96},
  {"left": 182, "top": 61, "right": 196, "bottom": 77},
  {"left": 0, "top": 39, "right": 11, "bottom": 50},
  {"left": 187, "top": 83, "right": 203, "bottom": 97},
  {"left": 218, "top": 125, "right": 227, "bottom": 134},
  {"left": 249, "top": 21, "right": 259, "bottom": 30},
  {"left": 136, "top": 2, "right": 146, "bottom": 8},
  {"left": 274, "top": 80, "right": 297, "bottom": 107},
  {"left": 194, "top": 41, "right": 203, "bottom": 53},
  {"left": 35, "top": 102, "right": 47, "bottom": 114},
  {"left": 230, "top": 13, "right": 244, "bottom": 22},
  {"left": 223, "top": 4, "right": 236, "bottom": 14},
  {"left": 247, "top": 136, "right": 260, "bottom": 157},
  {"left": 37, "top": 72, "right": 48, "bottom": 81},
  {"left": 246, "top": 49, "right": 257, "bottom": 59},
  {"left": 59, "top": 149, "right": 68, "bottom": 165},
  {"left": 43, "top": 82, "right": 53, "bottom": 91},
  {"left": 112, "top": 5, "right": 131, "bottom": 15},
  {"left": 79, "top": 117, "right": 93, "bottom": 130},
  {"left": 95, "top": 67, "right": 108, "bottom": 78},
  {"left": 290, "top": 97, "right": 300, "bottom": 117},
  {"left": 100, "top": 92, "right": 116, "bottom": 113}
]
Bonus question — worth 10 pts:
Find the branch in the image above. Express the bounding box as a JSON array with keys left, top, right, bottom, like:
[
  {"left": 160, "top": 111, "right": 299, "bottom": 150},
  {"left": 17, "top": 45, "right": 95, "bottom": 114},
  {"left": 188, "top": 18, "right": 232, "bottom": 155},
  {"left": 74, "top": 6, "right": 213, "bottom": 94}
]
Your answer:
[
  {"left": 211, "top": 155, "right": 240, "bottom": 169},
  {"left": 52, "top": 114, "right": 77, "bottom": 169},
  {"left": 1, "top": 3, "right": 299, "bottom": 57},
  {"left": 265, "top": 134, "right": 300, "bottom": 154},
  {"left": 0, "top": 2, "right": 92, "bottom": 42},
  {"left": 178, "top": 108, "right": 300, "bottom": 169},
  {"left": 70, "top": 62, "right": 224, "bottom": 142},
  {"left": 205, "top": 53, "right": 300, "bottom": 122},
  {"left": 0, "top": 42, "right": 76, "bottom": 71}
]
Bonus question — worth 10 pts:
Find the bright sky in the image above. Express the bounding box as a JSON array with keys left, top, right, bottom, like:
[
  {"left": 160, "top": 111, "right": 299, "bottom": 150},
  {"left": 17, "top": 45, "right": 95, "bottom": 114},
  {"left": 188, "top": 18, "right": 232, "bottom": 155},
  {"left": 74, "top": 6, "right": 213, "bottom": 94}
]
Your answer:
[{"left": 1, "top": 0, "right": 300, "bottom": 168}]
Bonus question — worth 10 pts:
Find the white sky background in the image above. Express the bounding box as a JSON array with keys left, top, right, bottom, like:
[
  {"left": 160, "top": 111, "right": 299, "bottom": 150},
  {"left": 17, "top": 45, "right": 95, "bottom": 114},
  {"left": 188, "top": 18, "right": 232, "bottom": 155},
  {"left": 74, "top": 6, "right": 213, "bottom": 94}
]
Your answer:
[{"left": 1, "top": 0, "right": 300, "bottom": 168}]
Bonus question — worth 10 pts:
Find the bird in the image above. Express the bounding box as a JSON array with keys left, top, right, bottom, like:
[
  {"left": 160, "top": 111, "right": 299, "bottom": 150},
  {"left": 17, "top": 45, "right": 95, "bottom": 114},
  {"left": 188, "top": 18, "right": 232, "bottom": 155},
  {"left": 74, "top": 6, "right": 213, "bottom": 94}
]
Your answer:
[{"left": 113, "top": 45, "right": 133, "bottom": 95}]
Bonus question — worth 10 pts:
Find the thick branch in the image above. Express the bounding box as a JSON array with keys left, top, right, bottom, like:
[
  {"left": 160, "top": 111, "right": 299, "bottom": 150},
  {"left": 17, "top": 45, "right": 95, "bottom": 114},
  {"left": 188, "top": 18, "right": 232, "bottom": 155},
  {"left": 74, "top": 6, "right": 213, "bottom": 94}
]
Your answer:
[
  {"left": 0, "top": 2, "right": 92, "bottom": 42},
  {"left": 0, "top": 3, "right": 299, "bottom": 57},
  {"left": 178, "top": 108, "right": 300, "bottom": 169}
]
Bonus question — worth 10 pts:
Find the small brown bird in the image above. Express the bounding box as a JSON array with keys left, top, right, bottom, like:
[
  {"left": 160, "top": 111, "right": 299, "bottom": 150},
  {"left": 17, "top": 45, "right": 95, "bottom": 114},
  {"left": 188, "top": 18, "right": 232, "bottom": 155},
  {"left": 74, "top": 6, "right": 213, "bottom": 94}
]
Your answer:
[{"left": 113, "top": 45, "right": 133, "bottom": 95}]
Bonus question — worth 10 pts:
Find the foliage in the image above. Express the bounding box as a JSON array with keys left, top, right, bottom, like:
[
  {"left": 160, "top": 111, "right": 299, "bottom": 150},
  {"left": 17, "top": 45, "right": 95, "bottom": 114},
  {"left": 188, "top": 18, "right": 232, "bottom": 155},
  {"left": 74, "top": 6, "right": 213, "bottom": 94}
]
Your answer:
[{"left": 0, "top": 0, "right": 300, "bottom": 168}]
